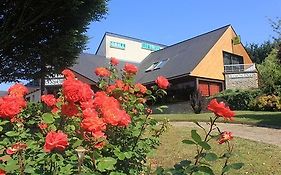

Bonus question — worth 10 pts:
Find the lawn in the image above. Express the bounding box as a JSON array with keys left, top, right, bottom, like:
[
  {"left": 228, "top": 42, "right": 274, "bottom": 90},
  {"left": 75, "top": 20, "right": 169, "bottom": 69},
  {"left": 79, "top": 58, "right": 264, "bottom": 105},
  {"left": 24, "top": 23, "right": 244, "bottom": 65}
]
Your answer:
[
  {"left": 149, "top": 126, "right": 281, "bottom": 175},
  {"left": 152, "top": 111, "right": 281, "bottom": 128}
]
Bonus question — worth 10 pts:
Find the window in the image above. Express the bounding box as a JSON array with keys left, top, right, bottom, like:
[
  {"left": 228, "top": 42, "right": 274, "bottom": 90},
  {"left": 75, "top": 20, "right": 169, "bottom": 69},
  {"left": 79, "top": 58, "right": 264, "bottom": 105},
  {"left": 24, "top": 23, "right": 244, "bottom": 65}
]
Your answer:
[
  {"left": 223, "top": 52, "right": 243, "bottom": 65},
  {"left": 223, "top": 52, "right": 244, "bottom": 72},
  {"left": 145, "top": 59, "right": 169, "bottom": 72}
]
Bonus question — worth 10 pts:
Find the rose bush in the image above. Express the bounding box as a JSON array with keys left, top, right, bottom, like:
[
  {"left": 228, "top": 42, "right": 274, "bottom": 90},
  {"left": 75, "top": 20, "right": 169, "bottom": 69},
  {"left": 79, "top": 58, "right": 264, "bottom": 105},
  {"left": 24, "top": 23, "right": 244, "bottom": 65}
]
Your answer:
[
  {"left": 0, "top": 59, "right": 169, "bottom": 175},
  {"left": 155, "top": 99, "right": 243, "bottom": 175}
]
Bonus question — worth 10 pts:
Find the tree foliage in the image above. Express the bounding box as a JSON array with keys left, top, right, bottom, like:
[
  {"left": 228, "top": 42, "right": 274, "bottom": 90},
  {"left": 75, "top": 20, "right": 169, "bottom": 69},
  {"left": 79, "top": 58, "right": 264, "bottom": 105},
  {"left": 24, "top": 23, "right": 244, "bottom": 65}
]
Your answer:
[
  {"left": 245, "top": 41, "right": 275, "bottom": 64},
  {"left": 0, "top": 0, "right": 108, "bottom": 82},
  {"left": 257, "top": 49, "right": 281, "bottom": 95}
]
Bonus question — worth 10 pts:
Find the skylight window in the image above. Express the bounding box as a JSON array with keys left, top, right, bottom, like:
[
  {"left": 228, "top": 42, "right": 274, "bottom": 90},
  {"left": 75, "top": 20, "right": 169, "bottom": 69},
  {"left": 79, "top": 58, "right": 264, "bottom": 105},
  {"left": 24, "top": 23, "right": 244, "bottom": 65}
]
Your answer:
[
  {"left": 153, "top": 59, "right": 169, "bottom": 70},
  {"left": 145, "top": 59, "right": 169, "bottom": 72}
]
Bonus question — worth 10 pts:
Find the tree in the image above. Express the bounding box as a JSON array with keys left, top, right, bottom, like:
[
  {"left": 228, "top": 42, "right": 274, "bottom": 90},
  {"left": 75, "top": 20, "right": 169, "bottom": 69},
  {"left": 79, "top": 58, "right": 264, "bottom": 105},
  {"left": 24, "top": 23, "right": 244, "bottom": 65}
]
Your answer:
[
  {"left": 257, "top": 49, "right": 281, "bottom": 95},
  {"left": 0, "top": 0, "right": 108, "bottom": 82},
  {"left": 245, "top": 41, "right": 275, "bottom": 64}
]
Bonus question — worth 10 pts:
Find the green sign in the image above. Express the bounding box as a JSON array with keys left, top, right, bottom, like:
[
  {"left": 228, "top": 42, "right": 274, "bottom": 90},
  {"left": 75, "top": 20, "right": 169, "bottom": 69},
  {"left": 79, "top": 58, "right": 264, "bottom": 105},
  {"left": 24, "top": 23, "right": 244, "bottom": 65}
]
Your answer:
[
  {"left": 232, "top": 36, "right": 241, "bottom": 45},
  {"left": 141, "top": 43, "right": 161, "bottom": 51},
  {"left": 110, "top": 41, "right": 125, "bottom": 50}
]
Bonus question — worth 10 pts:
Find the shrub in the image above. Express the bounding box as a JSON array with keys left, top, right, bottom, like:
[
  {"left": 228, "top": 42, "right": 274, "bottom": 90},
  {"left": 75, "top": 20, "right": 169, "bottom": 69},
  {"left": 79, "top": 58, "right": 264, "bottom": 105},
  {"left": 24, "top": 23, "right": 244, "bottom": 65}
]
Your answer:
[
  {"left": 0, "top": 59, "right": 169, "bottom": 175},
  {"left": 213, "top": 89, "right": 261, "bottom": 110},
  {"left": 190, "top": 90, "right": 203, "bottom": 114},
  {"left": 249, "top": 94, "right": 281, "bottom": 111}
]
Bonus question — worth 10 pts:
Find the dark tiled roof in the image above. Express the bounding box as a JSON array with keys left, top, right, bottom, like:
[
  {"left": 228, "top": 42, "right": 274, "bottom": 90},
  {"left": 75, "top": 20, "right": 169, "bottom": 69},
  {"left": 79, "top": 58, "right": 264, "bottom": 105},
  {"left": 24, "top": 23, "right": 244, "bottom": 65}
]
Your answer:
[
  {"left": 71, "top": 53, "right": 139, "bottom": 83},
  {"left": 0, "top": 91, "right": 7, "bottom": 97},
  {"left": 136, "top": 25, "right": 230, "bottom": 84}
]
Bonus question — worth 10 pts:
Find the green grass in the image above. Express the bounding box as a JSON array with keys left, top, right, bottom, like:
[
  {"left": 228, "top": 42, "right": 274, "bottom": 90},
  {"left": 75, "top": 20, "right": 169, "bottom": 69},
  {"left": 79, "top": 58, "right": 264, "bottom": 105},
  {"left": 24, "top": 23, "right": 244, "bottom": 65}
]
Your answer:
[
  {"left": 152, "top": 111, "right": 281, "bottom": 128},
  {"left": 149, "top": 126, "right": 281, "bottom": 175}
]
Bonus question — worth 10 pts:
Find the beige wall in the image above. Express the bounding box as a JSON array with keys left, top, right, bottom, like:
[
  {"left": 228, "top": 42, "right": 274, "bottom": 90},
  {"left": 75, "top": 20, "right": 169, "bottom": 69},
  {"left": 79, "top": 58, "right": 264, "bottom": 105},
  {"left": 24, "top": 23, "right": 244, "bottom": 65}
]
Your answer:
[
  {"left": 103, "top": 35, "right": 164, "bottom": 63},
  {"left": 191, "top": 26, "right": 253, "bottom": 80}
]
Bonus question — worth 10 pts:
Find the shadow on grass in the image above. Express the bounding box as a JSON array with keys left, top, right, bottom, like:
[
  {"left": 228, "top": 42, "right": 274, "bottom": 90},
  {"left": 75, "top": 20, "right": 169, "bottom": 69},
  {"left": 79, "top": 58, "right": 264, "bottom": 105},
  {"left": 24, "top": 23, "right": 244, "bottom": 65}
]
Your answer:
[{"left": 235, "top": 112, "right": 281, "bottom": 129}]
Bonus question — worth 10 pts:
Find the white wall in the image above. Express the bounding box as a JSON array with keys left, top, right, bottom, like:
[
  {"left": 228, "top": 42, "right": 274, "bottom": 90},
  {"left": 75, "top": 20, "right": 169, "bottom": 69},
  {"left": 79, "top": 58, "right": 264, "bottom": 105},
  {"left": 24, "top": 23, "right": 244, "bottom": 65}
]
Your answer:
[{"left": 100, "top": 34, "right": 164, "bottom": 63}]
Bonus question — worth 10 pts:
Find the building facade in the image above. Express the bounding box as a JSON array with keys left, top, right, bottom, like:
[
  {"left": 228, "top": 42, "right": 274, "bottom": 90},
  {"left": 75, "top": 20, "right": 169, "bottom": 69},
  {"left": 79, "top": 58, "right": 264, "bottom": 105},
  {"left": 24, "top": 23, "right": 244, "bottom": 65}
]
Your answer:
[{"left": 26, "top": 25, "right": 258, "bottom": 102}]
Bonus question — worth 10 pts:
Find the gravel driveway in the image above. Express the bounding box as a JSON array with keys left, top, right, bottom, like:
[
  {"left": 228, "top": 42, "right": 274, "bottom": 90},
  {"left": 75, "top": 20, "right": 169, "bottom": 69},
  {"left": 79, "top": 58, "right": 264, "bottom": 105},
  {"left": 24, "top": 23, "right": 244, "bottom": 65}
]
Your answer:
[{"left": 171, "top": 122, "right": 281, "bottom": 147}]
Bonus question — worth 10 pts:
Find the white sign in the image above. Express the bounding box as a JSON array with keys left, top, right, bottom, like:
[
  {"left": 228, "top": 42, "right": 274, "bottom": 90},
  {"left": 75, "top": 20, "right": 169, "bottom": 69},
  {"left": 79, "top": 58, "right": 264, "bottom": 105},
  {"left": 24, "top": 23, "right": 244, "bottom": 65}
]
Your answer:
[
  {"left": 228, "top": 73, "right": 255, "bottom": 79},
  {"left": 45, "top": 78, "right": 64, "bottom": 86}
]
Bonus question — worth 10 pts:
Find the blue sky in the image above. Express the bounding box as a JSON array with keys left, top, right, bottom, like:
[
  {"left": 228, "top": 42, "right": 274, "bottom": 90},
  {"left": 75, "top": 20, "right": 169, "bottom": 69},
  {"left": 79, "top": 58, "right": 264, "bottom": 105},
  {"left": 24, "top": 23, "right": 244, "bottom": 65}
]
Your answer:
[{"left": 1, "top": 0, "right": 280, "bottom": 91}]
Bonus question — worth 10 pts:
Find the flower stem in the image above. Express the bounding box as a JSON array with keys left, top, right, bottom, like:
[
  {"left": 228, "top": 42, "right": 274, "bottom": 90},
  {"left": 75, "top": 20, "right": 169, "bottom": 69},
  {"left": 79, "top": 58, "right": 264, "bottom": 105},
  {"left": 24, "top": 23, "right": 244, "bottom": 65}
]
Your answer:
[
  {"left": 194, "top": 116, "right": 219, "bottom": 166},
  {"left": 132, "top": 113, "right": 150, "bottom": 151},
  {"left": 18, "top": 151, "right": 25, "bottom": 175}
]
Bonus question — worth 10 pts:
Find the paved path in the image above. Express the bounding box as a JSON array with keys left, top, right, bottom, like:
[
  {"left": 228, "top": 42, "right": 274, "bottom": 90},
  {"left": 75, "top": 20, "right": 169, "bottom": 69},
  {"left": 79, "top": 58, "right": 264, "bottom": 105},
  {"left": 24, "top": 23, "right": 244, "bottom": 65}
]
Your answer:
[{"left": 171, "top": 122, "right": 281, "bottom": 147}]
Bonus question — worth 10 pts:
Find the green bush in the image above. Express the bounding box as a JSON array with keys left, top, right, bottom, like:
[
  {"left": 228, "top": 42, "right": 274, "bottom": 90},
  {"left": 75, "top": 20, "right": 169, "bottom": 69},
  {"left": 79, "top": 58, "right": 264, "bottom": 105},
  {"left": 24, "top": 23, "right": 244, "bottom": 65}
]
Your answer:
[
  {"left": 249, "top": 94, "right": 281, "bottom": 111},
  {"left": 212, "top": 89, "right": 261, "bottom": 110}
]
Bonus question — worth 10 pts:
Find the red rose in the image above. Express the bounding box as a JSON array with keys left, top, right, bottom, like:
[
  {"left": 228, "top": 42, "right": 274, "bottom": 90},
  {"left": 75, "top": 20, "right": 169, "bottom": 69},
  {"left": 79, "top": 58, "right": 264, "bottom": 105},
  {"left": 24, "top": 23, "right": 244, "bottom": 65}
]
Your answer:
[
  {"left": 115, "top": 80, "right": 124, "bottom": 89},
  {"left": 95, "top": 67, "right": 111, "bottom": 77},
  {"left": 81, "top": 116, "right": 106, "bottom": 132},
  {"left": 118, "top": 110, "right": 131, "bottom": 127},
  {"left": 218, "top": 131, "right": 233, "bottom": 144},
  {"left": 0, "top": 169, "right": 5, "bottom": 175},
  {"left": 102, "top": 108, "right": 121, "bottom": 126},
  {"left": 8, "top": 83, "right": 28, "bottom": 98},
  {"left": 44, "top": 131, "right": 69, "bottom": 152},
  {"left": 41, "top": 94, "right": 57, "bottom": 107},
  {"left": 62, "top": 69, "right": 75, "bottom": 80},
  {"left": 6, "top": 142, "right": 27, "bottom": 155},
  {"left": 61, "top": 102, "right": 79, "bottom": 117},
  {"left": 78, "top": 83, "right": 94, "bottom": 102},
  {"left": 134, "top": 83, "right": 147, "bottom": 94},
  {"left": 207, "top": 99, "right": 235, "bottom": 120},
  {"left": 82, "top": 108, "right": 98, "bottom": 118},
  {"left": 62, "top": 79, "right": 81, "bottom": 103},
  {"left": 0, "top": 96, "right": 26, "bottom": 119},
  {"left": 106, "top": 85, "right": 116, "bottom": 94},
  {"left": 124, "top": 63, "right": 138, "bottom": 74},
  {"left": 155, "top": 76, "right": 169, "bottom": 89},
  {"left": 38, "top": 122, "right": 48, "bottom": 130},
  {"left": 110, "top": 57, "right": 119, "bottom": 66}
]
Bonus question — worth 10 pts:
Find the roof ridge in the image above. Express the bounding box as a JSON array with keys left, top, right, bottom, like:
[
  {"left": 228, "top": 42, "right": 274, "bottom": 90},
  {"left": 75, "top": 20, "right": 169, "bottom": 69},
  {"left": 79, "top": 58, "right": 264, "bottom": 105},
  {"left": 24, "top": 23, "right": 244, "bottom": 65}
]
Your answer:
[
  {"left": 148, "top": 24, "right": 231, "bottom": 55},
  {"left": 105, "top": 32, "right": 167, "bottom": 47}
]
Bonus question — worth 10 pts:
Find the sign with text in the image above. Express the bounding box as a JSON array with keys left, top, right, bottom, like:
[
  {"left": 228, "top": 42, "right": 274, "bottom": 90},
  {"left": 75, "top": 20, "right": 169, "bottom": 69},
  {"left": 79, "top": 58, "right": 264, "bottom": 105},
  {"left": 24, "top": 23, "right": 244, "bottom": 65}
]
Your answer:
[
  {"left": 45, "top": 74, "right": 64, "bottom": 86},
  {"left": 110, "top": 41, "right": 126, "bottom": 50},
  {"left": 141, "top": 43, "right": 161, "bottom": 51}
]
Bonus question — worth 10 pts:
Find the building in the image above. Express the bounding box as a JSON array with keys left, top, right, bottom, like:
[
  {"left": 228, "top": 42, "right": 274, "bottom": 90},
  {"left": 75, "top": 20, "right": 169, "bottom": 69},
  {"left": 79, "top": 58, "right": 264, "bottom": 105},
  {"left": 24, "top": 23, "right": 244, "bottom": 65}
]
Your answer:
[{"left": 26, "top": 25, "right": 258, "bottom": 102}]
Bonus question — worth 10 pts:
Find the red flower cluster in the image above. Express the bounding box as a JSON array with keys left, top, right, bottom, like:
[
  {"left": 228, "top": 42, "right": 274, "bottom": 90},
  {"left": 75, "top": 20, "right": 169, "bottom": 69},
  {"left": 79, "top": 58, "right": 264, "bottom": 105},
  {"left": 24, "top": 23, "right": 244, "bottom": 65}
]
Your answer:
[
  {"left": 8, "top": 83, "right": 28, "bottom": 98},
  {"left": 6, "top": 142, "right": 27, "bottom": 155},
  {"left": 135, "top": 83, "right": 147, "bottom": 94},
  {"left": 124, "top": 63, "right": 138, "bottom": 74},
  {"left": 0, "top": 84, "right": 27, "bottom": 119},
  {"left": 207, "top": 99, "right": 235, "bottom": 120},
  {"left": 0, "top": 169, "right": 5, "bottom": 175},
  {"left": 110, "top": 57, "right": 119, "bottom": 66},
  {"left": 62, "top": 75, "right": 94, "bottom": 103},
  {"left": 155, "top": 76, "right": 169, "bottom": 89},
  {"left": 62, "top": 69, "right": 76, "bottom": 80},
  {"left": 44, "top": 131, "right": 69, "bottom": 152},
  {"left": 41, "top": 94, "right": 57, "bottom": 107},
  {"left": 61, "top": 102, "right": 79, "bottom": 117},
  {"left": 95, "top": 67, "right": 111, "bottom": 77},
  {"left": 218, "top": 131, "right": 233, "bottom": 144}
]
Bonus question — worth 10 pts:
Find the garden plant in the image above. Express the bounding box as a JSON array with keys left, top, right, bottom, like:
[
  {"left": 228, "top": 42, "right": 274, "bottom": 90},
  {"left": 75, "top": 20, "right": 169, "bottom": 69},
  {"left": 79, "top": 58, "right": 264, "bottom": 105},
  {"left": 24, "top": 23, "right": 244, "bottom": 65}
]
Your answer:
[{"left": 0, "top": 58, "right": 169, "bottom": 175}]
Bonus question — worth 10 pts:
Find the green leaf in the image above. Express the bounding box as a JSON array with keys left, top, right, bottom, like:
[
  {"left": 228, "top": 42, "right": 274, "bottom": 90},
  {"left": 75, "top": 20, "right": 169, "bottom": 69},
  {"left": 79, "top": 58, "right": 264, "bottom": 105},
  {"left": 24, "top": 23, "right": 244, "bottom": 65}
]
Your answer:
[
  {"left": 182, "top": 139, "right": 196, "bottom": 145},
  {"left": 222, "top": 165, "right": 231, "bottom": 173},
  {"left": 96, "top": 157, "right": 117, "bottom": 172},
  {"left": 191, "top": 130, "right": 202, "bottom": 143},
  {"left": 198, "top": 166, "right": 215, "bottom": 175},
  {"left": 72, "top": 139, "right": 83, "bottom": 148},
  {"left": 0, "top": 120, "right": 9, "bottom": 125},
  {"left": 5, "top": 131, "right": 19, "bottom": 137},
  {"left": 0, "top": 126, "right": 3, "bottom": 132},
  {"left": 230, "top": 163, "right": 244, "bottom": 170},
  {"left": 42, "top": 113, "right": 55, "bottom": 124},
  {"left": 204, "top": 153, "right": 218, "bottom": 161},
  {"left": 110, "top": 172, "right": 127, "bottom": 175},
  {"left": 198, "top": 141, "right": 211, "bottom": 150},
  {"left": 124, "top": 152, "right": 132, "bottom": 159},
  {"left": 5, "top": 159, "right": 19, "bottom": 172}
]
